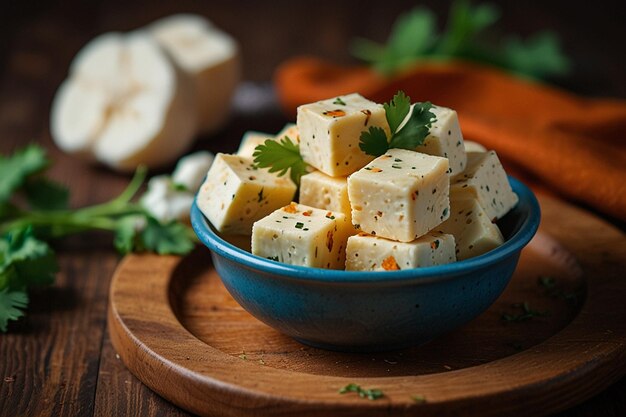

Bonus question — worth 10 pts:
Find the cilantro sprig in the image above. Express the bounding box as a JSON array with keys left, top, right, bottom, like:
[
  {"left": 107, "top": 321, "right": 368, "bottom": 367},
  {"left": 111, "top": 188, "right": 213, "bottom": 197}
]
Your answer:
[
  {"left": 253, "top": 136, "right": 308, "bottom": 186},
  {"left": 0, "top": 145, "right": 196, "bottom": 331},
  {"left": 351, "top": 0, "right": 570, "bottom": 80},
  {"left": 359, "top": 91, "right": 436, "bottom": 157}
]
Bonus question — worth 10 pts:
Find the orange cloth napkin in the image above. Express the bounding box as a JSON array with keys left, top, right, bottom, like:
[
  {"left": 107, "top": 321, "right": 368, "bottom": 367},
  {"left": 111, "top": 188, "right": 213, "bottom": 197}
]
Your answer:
[{"left": 275, "top": 56, "right": 626, "bottom": 222}]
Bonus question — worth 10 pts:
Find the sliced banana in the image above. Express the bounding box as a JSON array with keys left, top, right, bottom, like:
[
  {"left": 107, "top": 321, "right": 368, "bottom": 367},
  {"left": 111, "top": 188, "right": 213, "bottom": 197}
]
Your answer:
[
  {"left": 51, "top": 32, "right": 198, "bottom": 171},
  {"left": 148, "top": 14, "right": 241, "bottom": 134}
]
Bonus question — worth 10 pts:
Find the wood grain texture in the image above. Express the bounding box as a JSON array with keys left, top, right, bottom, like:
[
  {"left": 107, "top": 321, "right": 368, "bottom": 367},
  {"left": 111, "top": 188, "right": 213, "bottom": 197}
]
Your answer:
[{"left": 108, "top": 193, "right": 626, "bottom": 417}]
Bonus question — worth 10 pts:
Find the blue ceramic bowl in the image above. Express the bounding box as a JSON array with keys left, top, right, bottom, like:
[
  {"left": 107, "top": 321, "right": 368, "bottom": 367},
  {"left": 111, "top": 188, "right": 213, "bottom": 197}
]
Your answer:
[{"left": 191, "top": 177, "right": 540, "bottom": 352}]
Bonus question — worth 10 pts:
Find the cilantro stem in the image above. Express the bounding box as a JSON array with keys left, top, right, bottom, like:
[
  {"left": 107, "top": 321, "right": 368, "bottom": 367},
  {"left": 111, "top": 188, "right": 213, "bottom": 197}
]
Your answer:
[
  {"left": 0, "top": 200, "right": 146, "bottom": 238},
  {"left": 111, "top": 165, "right": 147, "bottom": 205},
  {"left": 75, "top": 166, "right": 147, "bottom": 219}
]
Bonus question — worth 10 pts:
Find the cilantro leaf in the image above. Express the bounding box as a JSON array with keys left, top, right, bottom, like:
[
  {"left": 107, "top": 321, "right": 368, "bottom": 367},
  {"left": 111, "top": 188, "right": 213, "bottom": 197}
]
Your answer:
[
  {"left": 113, "top": 215, "right": 146, "bottom": 255},
  {"left": 253, "top": 136, "right": 308, "bottom": 185},
  {"left": 139, "top": 217, "right": 194, "bottom": 255},
  {"left": 0, "top": 288, "right": 28, "bottom": 332},
  {"left": 359, "top": 95, "right": 436, "bottom": 157},
  {"left": 0, "top": 144, "right": 49, "bottom": 204},
  {"left": 387, "top": 7, "right": 437, "bottom": 57},
  {"left": 389, "top": 101, "right": 436, "bottom": 150},
  {"left": 436, "top": 0, "right": 499, "bottom": 55},
  {"left": 352, "top": 7, "right": 436, "bottom": 75},
  {"left": 503, "top": 32, "right": 570, "bottom": 79},
  {"left": 0, "top": 227, "right": 58, "bottom": 290},
  {"left": 384, "top": 91, "right": 411, "bottom": 134},
  {"left": 114, "top": 215, "right": 194, "bottom": 256},
  {"left": 359, "top": 126, "right": 389, "bottom": 157},
  {"left": 23, "top": 178, "right": 69, "bottom": 211}
]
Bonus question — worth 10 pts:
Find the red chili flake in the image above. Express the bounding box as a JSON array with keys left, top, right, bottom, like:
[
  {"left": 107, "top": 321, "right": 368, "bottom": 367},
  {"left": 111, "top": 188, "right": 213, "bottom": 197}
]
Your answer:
[
  {"left": 430, "top": 240, "right": 440, "bottom": 250},
  {"left": 325, "top": 211, "right": 335, "bottom": 220},
  {"left": 358, "top": 232, "right": 369, "bottom": 237},
  {"left": 371, "top": 167, "right": 383, "bottom": 173},
  {"left": 326, "top": 230, "right": 334, "bottom": 252},
  {"left": 361, "top": 109, "right": 372, "bottom": 126},
  {"left": 302, "top": 210, "right": 313, "bottom": 217},
  {"left": 382, "top": 256, "right": 400, "bottom": 271},
  {"left": 322, "top": 109, "right": 346, "bottom": 117},
  {"left": 283, "top": 202, "right": 298, "bottom": 213}
]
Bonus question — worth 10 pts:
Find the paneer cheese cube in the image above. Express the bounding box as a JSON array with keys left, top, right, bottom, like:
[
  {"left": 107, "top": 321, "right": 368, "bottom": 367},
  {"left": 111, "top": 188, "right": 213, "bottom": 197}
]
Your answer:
[
  {"left": 276, "top": 122, "right": 300, "bottom": 143},
  {"left": 463, "top": 140, "right": 487, "bottom": 153},
  {"left": 400, "top": 104, "right": 467, "bottom": 175},
  {"left": 299, "top": 171, "right": 353, "bottom": 223},
  {"left": 348, "top": 149, "right": 450, "bottom": 242},
  {"left": 236, "top": 130, "right": 274, "bottom": 158},
  {"left": 345, "top": 231, "right": 456, "bottom": 271},
  {"left": 197, "top": 153, "right": 296, "bottom": 235},
  {"left": 251, "top": 203, "right": 352, "bottom": 269},
  {"left": 297, "top": 93, "right": 390, "bottom": 176},
  {"left": 438, "top": 197, "right": 504, "bottom": 260},
  {"left": 450, "top": 151, "right": 519, "bottom": 221}
]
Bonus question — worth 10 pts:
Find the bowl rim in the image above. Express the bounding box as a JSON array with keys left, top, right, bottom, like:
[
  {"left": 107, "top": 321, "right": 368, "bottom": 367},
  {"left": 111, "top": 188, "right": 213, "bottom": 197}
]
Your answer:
[{"left": 191, "top": 176, "right": 540, "bottom": 284}]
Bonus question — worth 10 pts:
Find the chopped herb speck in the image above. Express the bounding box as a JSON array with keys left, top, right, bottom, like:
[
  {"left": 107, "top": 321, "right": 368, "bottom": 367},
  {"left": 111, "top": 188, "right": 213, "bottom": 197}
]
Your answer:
[
  {"left": 411, "top": 394, "right": 426, "bottom": 403},
  {"left": 339, "top": 383, "right": 384, "bottom": 400}
]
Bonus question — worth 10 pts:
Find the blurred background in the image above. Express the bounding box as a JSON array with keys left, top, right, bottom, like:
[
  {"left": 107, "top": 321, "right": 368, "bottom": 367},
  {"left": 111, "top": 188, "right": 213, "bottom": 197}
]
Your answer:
[
  {"left": 1, "top": 0, "right": 625, "bottom": 145},
  {"left": 2, "top": 0, "right": 624, "bottom": 92}
]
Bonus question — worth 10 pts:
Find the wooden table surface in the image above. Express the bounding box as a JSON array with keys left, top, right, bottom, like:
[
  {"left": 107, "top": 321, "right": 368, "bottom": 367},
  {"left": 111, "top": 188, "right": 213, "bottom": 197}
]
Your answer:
[{"left": 1, "top": 1, "right": 624, "bottom": 416}]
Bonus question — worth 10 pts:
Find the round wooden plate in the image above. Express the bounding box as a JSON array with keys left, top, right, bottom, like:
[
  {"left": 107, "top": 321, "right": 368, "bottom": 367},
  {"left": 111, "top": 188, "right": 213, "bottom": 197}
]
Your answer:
[{"left": 108, "top": 194, "right": 626, "bottom": 417}]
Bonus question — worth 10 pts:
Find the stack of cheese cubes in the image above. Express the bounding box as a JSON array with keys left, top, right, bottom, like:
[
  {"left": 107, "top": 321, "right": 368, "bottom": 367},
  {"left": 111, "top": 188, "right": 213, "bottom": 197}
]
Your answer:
[{"left": 197, "top": 93, "right": 519, "bottom": 271}]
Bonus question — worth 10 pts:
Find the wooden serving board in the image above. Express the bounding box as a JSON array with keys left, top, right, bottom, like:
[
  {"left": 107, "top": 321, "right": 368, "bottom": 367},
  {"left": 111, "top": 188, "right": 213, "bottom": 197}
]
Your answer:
[{"left": 108, "top": 194, "right": 626, "bottom": 417}]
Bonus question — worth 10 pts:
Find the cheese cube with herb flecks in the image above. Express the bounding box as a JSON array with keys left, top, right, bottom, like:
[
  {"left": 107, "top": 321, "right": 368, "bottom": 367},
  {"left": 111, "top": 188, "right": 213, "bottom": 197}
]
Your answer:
[
  {"left": 347, "top": 149, "right": 450, "bottom": 242},
  {"left": 297, "top": 93, "right": 390, "bottom": 177},
  {"left": 450, "top": 151, "right": 518, "bottom": 221},
  {"left": 197, "top": 153, "right": 296, "bottom": 235},
  {"left": 438, "top": 196, "right": 504, "bottom": 260},
  {"left": 345, "top": 231, "right": 456, "bottom": 271},
  {"left": 399, "top": 104, "right": 467, "bottom": 175},
  {"left": 251, "top": 203, "right": 352, "bottom": 269},
  {"left": 236, "top": 130, "right": 274, "bottom": 158},
  {"left": 299, "top": 171, "right": 353, "bottom": 223}
]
